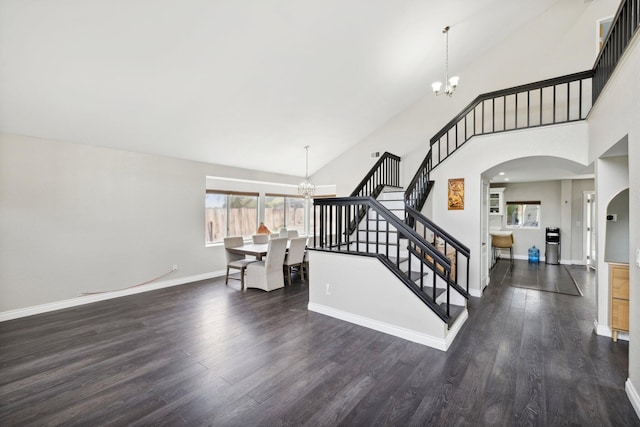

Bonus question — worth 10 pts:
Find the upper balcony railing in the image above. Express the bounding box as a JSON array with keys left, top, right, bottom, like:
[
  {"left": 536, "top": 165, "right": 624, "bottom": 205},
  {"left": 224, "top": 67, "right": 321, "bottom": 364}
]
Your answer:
[
  {"left": 593, "top": 0, "right": 640, "bottom": 103},
  {"left": 428, "top": 70, "right": 594, "bottom": 171},
  {"left": 427, "top": 0, "right": 639, "bottom": 174}
]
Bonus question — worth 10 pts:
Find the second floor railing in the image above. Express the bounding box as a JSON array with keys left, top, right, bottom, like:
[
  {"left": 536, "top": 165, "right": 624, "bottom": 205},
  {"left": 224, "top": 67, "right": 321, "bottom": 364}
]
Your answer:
[
  {"left": 593, "top": 0, "right": 640, "bottom": 102},
  {"left": 429, "top": 70, "right": 594, "bottom": 171},
  {"left": 424, "top": 0, "right": 639, "bottom": 180},
  {"left": 402, "top": 70, "right": 594, "bottom": 215}
]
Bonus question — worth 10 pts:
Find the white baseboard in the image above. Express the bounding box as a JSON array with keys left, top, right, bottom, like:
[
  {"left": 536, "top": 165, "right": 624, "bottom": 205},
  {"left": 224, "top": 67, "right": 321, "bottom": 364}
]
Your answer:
[
  {"left": 509, "top": 254, "right": 582, "bottom": 265},
  {"left": 626, "top": 379, "right": 640, "bottom": 420},
  {"left": 444, "top": 308, "right": 469, "bottom": 349},
  {"left": 469, "top": 288, "right": 483, "bottom": 298},
  {"left": 0, "top": 270, "right": 226, "bottom": 322},
  {"left": 593, "top": 319, "right": 630, "bottom": 342},
  {"left": 308, "top": 302, "right": 468, "bottom": 352}
]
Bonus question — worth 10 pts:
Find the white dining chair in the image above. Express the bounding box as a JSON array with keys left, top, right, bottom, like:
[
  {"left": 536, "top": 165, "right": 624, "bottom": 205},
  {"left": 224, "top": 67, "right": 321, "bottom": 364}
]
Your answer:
[
  {"left": 246, "top": 237, "right": 288, "bottom": 291},
  {"left": 252, "top": 234, "right": 269, "bottom": 244},
  {"left": 287, "top": 229, "right": 299, "bottom": 238},
  {"left": 283, "top": 237, "right": 307, "bottom": 285},
  {"left": 223, "top": 236, "right": 255, "bottom": 289}
]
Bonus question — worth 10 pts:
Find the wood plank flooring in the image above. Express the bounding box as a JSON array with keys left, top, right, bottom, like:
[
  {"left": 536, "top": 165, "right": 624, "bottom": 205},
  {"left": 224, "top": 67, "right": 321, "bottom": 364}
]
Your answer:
[{"left": 1, "top": 261, "right": 638, "bottom": 426}]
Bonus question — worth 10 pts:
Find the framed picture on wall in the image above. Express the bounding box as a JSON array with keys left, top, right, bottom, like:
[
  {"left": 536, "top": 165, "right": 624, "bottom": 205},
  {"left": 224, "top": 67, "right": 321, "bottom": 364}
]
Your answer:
[{"left": 448, "top": 178, "right": 464, "bottom": 210}]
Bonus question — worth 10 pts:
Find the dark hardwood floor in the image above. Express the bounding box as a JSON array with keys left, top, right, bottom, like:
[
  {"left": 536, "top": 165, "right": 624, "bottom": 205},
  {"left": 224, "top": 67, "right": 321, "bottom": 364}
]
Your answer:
[{"left": 1, "top": 261, "right": 638, "bottom": 426}]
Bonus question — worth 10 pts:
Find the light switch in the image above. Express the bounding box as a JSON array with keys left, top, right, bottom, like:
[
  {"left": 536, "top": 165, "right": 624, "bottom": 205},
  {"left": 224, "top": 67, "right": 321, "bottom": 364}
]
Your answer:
[{"left": 636, "top": 248, "right": 640, "bottom": 267}]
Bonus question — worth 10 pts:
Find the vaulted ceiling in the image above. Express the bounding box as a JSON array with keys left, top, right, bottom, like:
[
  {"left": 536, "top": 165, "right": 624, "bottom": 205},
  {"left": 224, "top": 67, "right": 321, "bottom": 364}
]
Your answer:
[{"left": 0, "top": 0, "right": 600, "bottom": 177}]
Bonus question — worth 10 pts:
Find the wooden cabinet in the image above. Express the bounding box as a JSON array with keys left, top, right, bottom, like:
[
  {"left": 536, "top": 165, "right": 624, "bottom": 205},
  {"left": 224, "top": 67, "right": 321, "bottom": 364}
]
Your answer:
[
  {"left": 489, "top": 188, "right": 504, "bottom": 216},
  {"left": 609, "top": 263, "right": 629, "bottom": 342}
]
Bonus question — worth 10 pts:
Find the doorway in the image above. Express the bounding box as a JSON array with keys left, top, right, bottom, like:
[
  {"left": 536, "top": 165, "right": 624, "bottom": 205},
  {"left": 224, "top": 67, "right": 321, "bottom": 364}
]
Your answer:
[
  {"left": 481, "top": 178, "right": 490, "bottom": 289},
  {"left": 584, "top": 191, "right": 596, "bottom": 270}
]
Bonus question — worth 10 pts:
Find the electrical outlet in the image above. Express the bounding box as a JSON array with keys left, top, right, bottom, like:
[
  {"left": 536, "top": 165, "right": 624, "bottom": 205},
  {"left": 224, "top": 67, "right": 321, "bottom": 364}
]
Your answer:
[
  {"left": 326, "top": 283, "right": 331, "bottom": 295},
  {"left": 172, "top": 264, "right": 178, "bottom": 271}
]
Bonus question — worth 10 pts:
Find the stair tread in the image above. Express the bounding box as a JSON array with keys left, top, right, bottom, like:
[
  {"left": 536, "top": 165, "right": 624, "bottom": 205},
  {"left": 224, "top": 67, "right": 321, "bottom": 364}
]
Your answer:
[
  {"left": 440, "top": 303, "right": 465, "bottom": 324},
  {"left": 388, "top": 256, "right": 409, "bottom": 264},
  {"left": 416, "top": 283, "right": 446, "bottom": 301},
  {"left": 403, "top": 270, "right": 428, "bottom": 282}
]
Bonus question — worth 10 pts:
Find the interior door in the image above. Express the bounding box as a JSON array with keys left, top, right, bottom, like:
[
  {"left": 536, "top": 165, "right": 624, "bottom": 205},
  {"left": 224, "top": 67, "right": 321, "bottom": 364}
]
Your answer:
[
  {"left": 584, "top": 191, "right": 596, "bottom": 270},
  {"left": 481, "top": 179, "right": 490, "bottom": 288}
]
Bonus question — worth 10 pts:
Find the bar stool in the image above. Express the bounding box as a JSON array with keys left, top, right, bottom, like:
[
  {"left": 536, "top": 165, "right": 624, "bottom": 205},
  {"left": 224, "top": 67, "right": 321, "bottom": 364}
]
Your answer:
[{"left": 492, "top": 233, "right": 514, "bottom": 269}]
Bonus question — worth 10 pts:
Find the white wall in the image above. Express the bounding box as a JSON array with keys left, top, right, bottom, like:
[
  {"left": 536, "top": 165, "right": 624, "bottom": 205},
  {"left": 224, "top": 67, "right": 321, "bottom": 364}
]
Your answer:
[
  {"left": 312, "top": 0, "right": 620, "bottom": 196},
  {"left": 0, "top": 133, "right": 305, "bottom": 313},
  {"left": 428, "top": 122, "right": 589, "bottom": 295},
  {"left": 499, "top": 181, "right": 562, "bottom": 260},
  {"left": 605, "top": 188, "right": 630, "bottom": 263},
  {"left": 308, "top": 250, "right": 465, "bottom": 351},
  {"left": 594, "top": 157, "right": 630, "bottom": 329},
  {"left": 587, "top": 29, "right": 639, "bottom": 413}
]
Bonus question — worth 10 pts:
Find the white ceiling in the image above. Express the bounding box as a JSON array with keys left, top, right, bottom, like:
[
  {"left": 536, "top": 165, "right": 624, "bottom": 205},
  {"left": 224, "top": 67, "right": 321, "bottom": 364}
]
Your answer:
[{"left": 1, "top": 0, "right": 575, "bottom": 177}]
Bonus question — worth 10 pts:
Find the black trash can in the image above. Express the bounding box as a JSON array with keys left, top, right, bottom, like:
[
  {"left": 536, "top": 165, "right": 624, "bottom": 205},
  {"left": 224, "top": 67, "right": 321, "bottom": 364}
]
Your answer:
[{"left": 545, "top": 227, "right": 560, "bottom": 264}]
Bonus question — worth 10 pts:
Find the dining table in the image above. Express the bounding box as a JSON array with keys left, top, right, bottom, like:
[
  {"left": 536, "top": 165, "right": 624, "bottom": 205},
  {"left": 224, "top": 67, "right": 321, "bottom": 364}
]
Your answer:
[
  {"left": 226, "top": 243, "right": 269, "bottom": 261},
  {"left": 226, "top": 237, "right": 302, "bottom": 261}
]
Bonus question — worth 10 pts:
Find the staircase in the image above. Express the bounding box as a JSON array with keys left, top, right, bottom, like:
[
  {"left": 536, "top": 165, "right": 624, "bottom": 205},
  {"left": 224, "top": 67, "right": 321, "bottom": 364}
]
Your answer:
[
  {"left": 309, "top": 0, "right": 638, "bottom": 346},
  {"left": 313, "top": 169, "right": 469, "bottom": 327},
  {"left": 371, "top": 187, "right": 466, "bottom": 322}
]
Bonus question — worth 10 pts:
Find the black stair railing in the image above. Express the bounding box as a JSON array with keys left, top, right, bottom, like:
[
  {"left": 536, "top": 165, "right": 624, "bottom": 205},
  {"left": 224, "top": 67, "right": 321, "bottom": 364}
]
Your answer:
[
  {"left": 313, "top": 196, "right": 468, "bottom": 325},
  {"left": 350, "top": 152, "right": 401, "bottom": 198},
  {"left": 593, "top": 0, "right": 640, "bottom": 103},
  {"left": 348, "top": 152, "right": 401, "bottom": 234},
  {"left": 404, "top": 148, "right": 433, "bottom": 214},
  {"left": 429, "top": 70, "right": 594, "bottom": 172},
  {"left": 413, "top": 0, "right": 639, "bottom": 202},
  {"left": 404, "top": 70, "right": 594, "bottom": 217},
  {"left": 405, "top": 205, "right": 470, "bottom": 296}
]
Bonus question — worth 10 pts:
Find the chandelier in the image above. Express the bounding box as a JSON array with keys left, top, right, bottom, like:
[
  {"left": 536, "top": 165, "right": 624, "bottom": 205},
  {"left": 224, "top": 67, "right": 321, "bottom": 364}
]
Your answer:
[
  {"left": 298, "top": 145, "right": 316, "bottom": 198},
  {"left": 432, "top": 26, "right": 459, "bottom": 97}
]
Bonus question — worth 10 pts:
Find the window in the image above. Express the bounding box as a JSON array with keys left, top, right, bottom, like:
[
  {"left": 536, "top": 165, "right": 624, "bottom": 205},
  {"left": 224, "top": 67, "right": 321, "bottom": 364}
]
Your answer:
[
  {"left": 286, "top": 197, "right": 305, "bottom": 232},
  {"left": 264, "top": 194, "right": 305, "bottom": 233},
  {"left": 205, "top": 191, "right": 258, "bottom": 244},
  {"left": 506, "top": 201, "right": 541, "bottom": 229}
]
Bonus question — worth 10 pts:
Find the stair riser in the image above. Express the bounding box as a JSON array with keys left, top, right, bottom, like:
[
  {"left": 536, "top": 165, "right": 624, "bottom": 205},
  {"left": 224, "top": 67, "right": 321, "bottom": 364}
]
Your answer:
[
  {"left": 379, "top": 190, "right": 405, "bottom": 201},
  {"left": 378, "top": 200, "right": 405, "bottom": 210},
  {"left": 367, "top": 210, "right": 404, "bottom": 221}
]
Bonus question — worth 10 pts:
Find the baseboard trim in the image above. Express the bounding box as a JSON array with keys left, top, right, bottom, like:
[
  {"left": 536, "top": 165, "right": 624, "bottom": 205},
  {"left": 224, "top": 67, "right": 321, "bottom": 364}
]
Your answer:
[
  {"left": 594, "top": 319, "right": 611, "bottom": 337},
  {"left": 593, "top": 319, "right": 630, "bottom": 342},
  {"left": 469, "top": 288, "right": 483, "bottom": 298},
  {"left": 444, "top": 308, "right": 469, "bottom": 349},
  {"left": 626, "top": 379, "right": 640, "bottom": 420},
  {"left": 509, "top": 254, "right": 582, "bottom": 265},
  {"left": 308, "top": 302, "right": 466, "bottom": 352},
  {"left": 0, "top": 270, "right": 226, "bottom": 322}
]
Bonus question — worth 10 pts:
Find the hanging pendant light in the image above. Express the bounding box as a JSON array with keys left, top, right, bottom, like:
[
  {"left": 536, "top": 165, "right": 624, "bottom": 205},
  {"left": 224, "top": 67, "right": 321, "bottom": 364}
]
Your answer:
[
  {"left": 298, "top": 145, "right": 316, "bottom": 198},
  {"left": 432, "top": 26, "right": 459, "bottom": 97}
]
